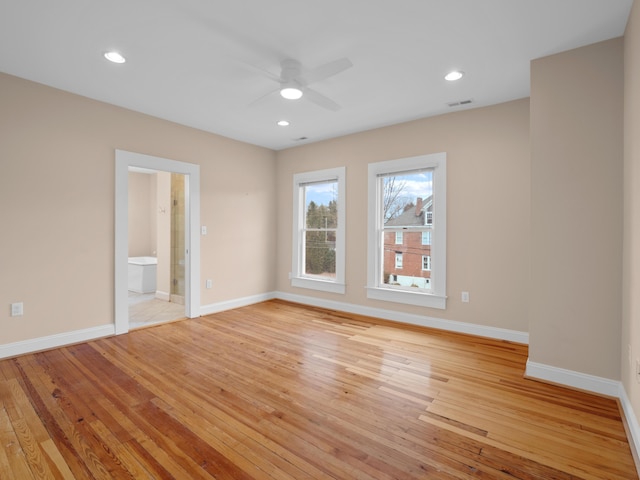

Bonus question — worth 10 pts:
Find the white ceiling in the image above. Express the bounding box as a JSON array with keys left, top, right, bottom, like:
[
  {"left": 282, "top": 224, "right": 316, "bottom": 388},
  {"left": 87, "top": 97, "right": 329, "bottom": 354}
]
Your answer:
[{"left": 0, "top": 0, "right": 633, "bottom": 150}]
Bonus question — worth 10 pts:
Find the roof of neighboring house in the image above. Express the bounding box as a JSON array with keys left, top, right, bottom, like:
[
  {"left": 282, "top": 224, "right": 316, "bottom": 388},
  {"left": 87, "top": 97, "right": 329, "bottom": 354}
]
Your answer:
[{"left": 385, "top": 196, "right": 433, "bottom": 227}]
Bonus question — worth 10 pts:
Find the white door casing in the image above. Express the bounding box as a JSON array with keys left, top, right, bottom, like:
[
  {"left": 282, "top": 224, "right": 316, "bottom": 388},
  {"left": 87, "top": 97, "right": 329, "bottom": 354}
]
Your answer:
[{"left": 115, "top": 150, "right": 200, "bottom": 334}]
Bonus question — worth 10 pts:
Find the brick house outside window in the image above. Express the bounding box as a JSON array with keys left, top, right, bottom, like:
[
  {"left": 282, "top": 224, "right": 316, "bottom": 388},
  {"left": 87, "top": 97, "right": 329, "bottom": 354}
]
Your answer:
[{"left": 383, "top": 196, "right": 432, "bottom": 289}]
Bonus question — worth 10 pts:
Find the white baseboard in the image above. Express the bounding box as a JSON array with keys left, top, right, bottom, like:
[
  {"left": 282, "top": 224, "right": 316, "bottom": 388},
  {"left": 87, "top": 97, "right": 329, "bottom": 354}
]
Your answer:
[
  {"left": 1, "top": 292, "right": 637, "bottom": 472},
  {"left": 155, "top": 290, "right": 170, "bottom": 301},
  {"left": 619, "top": 386, "right": 640, "bottom": 472},
  {"left": 526, "top": 359, "right": 640, "bottom": 472},
  {"left": 275, "top": 291, "right": 529, "bottom": 344},
  {"left": 200, "top": 292, "right": 277, "bottom": 316},
  {"left": 0, "top": 324, "right": 115, "bottom": 360},
  {"left": 525, "top": 359, "right": 621, "bottom": 397}
]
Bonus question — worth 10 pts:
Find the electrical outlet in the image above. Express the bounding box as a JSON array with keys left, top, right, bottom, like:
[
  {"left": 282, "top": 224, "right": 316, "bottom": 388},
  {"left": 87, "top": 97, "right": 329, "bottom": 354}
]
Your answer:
[
  {"left": 10, "top": 302, "right": 23, "bottom": 317},
  {"left": 205, "top": 279, "right": 212, "bottom": 289},
  {"left": 461, "top": 291, "right": 470, "bottom": 303}
]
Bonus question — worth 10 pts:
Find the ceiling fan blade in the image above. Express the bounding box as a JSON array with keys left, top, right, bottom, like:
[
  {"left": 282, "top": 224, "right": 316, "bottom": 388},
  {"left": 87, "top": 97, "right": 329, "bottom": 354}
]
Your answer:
[
  {"left": 248, "top": 86, "right": 280, "bottom": 106},
  {"left": 241, "top": 61, "right": 281, "bottom": 83},
  {"left": 303, "top": 87, "right": 341, "bottom": 111},
  {"left": 301, "top": 58, "right": 353, "bottom": 85}
]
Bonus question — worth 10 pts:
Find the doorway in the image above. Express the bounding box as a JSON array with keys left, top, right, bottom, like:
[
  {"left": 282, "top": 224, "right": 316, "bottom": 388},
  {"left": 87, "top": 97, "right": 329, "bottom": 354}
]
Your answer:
[
  {"left": 127, "top": 169, "right": 187, "bottom": 328},
  {"left": 115, "top": 150, "right": 201, "bottom": 335}
]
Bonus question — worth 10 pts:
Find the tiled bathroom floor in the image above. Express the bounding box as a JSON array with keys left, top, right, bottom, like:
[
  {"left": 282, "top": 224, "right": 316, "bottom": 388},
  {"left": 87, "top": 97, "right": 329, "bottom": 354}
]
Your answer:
[{"left": 128, "top": 292, "right": 186, "bottom": 329}]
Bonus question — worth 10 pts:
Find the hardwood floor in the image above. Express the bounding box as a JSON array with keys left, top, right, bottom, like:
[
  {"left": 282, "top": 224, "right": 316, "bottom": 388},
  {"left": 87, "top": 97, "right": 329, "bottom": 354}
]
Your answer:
[{"left": 0, "top": 299, "right": 637, "bottom": 479}]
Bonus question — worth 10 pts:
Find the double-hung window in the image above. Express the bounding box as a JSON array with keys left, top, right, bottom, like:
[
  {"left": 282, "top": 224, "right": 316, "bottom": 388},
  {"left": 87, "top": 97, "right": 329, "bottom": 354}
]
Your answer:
[
  {"left": 291, "top": 167, "right": 346, "bottom": 294},
  {"left": 367, "top": 153, "right": 446, "bottom": 308}
]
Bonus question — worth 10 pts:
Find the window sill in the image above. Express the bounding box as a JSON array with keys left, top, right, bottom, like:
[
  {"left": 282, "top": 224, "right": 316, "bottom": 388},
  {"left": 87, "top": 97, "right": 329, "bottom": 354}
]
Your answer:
[
  {"left": 291, "top": 277, "right": 346, "bottom": 294},
  {"left": 366, "top": 286, "right": 446, "bottom": 309}
]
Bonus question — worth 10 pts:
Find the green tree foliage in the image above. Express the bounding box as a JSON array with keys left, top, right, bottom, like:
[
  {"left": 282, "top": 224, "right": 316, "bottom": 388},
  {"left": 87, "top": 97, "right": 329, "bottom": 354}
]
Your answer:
[{"left": 305, "top": 200, "right": 337, "bottom": 275}]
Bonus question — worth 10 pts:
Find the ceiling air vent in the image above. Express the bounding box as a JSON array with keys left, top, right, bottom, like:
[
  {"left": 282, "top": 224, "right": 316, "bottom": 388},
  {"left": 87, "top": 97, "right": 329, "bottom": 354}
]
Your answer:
[{"left": 447, "top": 99, "right": 473, "bottom": 108}]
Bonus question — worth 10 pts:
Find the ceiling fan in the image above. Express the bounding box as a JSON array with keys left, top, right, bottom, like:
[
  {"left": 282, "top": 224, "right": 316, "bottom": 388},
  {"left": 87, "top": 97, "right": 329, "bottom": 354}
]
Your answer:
[{"left": 255, "top": 57, "right": 353, "bottom": 111}]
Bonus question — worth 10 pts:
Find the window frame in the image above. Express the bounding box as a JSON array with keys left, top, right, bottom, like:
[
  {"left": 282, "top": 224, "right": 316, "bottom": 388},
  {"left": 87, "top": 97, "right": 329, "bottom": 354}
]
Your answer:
[
  {"left": 291, "top": 167, "right": 346, "bottom": 294},
  {"left": 367, "top": 153, "right": 447, "bottom": 309},
  {"left": 422, "top": 255, "right": 431, "bottom": 271}
]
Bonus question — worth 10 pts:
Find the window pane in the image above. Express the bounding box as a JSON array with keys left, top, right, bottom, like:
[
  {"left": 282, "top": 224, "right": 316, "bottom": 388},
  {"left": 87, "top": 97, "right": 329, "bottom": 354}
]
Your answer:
[
  {"left": 302, "top": 180, "right": 337, "bottom": 279},
  {"left": 381, "top": 170, "right": 433, "bottom": 290},
  {"left": 304, "top": 231, "right": 336, "bottom": 278},
  {"left": 304, "top": 181, "right": 337, "bottom": 229},
  {"left": 382, "top": 170, "right": 432, "bottom": 226}
]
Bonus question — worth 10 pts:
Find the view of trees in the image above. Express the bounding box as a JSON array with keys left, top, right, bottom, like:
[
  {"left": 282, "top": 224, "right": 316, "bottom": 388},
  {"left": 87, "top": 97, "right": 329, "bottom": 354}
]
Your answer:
[
  {"left": 305, "top": 200, "right": 337, "bottom": 276},
  {"left": 383, "top": 176, "right": 409, "bottom": 222}
]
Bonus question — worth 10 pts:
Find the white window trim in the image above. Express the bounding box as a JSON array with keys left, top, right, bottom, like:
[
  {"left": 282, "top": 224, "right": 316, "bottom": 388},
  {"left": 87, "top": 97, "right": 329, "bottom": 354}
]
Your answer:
[
  {"left": 291, "top": 167, "right": 346, "bottom": 294},
  {"left": 366, "top": 153, "right": 447, "bottom": 309},
  {"left": 395, "top": 231, "right": 403, "bottom": 244}
]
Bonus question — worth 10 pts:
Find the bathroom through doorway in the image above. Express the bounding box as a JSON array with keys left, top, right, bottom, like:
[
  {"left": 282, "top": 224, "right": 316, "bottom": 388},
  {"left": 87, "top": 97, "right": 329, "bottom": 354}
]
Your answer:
[
  {"left": 115, "top": 150, "right": 201, "bottom": 335},
  {"left": 127, "top": 169, "right": 187, "bottom": 328}
]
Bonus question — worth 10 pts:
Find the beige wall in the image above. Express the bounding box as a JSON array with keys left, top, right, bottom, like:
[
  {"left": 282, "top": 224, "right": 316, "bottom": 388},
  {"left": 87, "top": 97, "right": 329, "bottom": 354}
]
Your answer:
[
  {"left": 127, "top": 172, "right": 156, "bottom": 257},
  {"left": 624, "top": 0, "right": 640, "bottom": 429},
  {"left": 0, "top": 72, "right": 277, "bottom": 345},
  {"left": 276, "top": 99, "right": 531, "bottom": 332},
  {"left": 530, "top": 38, "right": 624, "bottom": 379},
  {"left": 0, "top": 27, "right": 632, "bottom": 402}
]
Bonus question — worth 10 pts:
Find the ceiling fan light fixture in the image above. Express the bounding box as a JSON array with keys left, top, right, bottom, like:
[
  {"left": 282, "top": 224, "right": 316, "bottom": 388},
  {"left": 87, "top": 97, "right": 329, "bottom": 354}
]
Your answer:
[
  {"left": 280, "top": 87, "right": 303, "bottom": 100},
  {"left": 104, "top": 51, "right": 126, "bottom": 64},
  {"left": 445, "top": 70, "right": 464, "bottom": 81}
]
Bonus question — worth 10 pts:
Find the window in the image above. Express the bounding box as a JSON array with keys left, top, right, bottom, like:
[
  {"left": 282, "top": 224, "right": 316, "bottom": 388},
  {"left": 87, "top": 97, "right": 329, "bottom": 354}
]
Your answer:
[
  {"left": 292, "top": 167, "right": 345, "bottom": 294},
  {"left": 395, "top": 231, "right": 403, "bottom": 244},
  {"left": 395, "top": 253, "right": 403, "bottom": 269},
  {"left": 367, "top": 153, "right": 446, "bottom": 309}
]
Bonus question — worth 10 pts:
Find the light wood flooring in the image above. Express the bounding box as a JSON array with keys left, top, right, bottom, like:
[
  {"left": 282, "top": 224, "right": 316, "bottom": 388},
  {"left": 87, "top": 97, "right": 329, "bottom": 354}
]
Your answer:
[{"left": 0, "top": 300, "right": 637, "bottom": 479}]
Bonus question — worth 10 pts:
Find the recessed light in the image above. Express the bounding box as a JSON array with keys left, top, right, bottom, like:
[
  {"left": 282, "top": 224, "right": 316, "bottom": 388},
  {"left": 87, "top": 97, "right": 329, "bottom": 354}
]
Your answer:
[
  {"left": 277, "top": 120, "right": 290, "bottom": 126},
  {"left": 280, "top": 87, "right": 303, "bottom": 100},
  {"left": 104, "top": 51, "right": 126, "bottom": 64},
  {"left": 445, "top": 70, "right": 464, "bottom": 81}
]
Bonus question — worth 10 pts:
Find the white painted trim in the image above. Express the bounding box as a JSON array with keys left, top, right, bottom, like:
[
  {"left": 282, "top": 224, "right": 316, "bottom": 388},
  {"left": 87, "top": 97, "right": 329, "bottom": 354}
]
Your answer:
[
  {"left": 367, "top": 153, "right": 447, "bottom": 310},
  {"left": 525, "top": 359, "right": 621, "bottom": 397},
  {"left": 0, "top": 325, "right": 115, "bottom": 359},
  {"left": 155, "top": 291, "right": 171, "bottom": 302},
  {"left": 619, "top": 386, "right": 640, "bottom": 474},
  {"left": 526, "top": 360, "right": 640, "bottom": 472},
  {"left": 200, "top": 293, "right": 277, "bottom": 316},
  {"left": 115, "top": 150, "right": 201, "bottom": 335},
  {"left": 291, "top": 167, "right": 346, "bottom": 292},
  {"left": 365, "top": 286, "right": 447, "bottom": 309},
  {"left": 291, "top": 277, "right": 346, "bottom": 294},
  {"left": 275, "top": 291, "right": 528, "bottom": 344}
]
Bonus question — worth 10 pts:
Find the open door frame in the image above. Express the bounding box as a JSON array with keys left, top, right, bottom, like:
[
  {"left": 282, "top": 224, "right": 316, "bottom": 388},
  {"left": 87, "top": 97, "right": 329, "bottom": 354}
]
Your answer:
[{"left": 115, "top": 150, "right": 201, "bottom": 335}]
